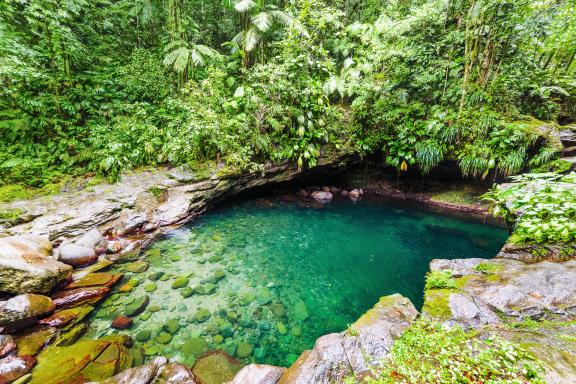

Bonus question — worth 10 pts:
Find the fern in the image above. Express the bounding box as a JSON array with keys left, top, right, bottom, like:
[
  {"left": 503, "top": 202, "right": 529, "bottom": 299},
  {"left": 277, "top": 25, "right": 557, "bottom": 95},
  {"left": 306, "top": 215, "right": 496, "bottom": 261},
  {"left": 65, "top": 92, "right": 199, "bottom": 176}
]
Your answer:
[{"left": 416, "top": 140, "right": 444, "bottom": 174}]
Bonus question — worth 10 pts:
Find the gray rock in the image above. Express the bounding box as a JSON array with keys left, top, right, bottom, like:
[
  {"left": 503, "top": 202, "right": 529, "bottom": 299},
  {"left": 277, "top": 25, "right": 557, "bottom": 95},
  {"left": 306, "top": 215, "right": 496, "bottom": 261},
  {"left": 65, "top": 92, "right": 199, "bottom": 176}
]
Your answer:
[
  {"left": 426, "top": 258, "right": 576, "bottom": 326},
  {"left": 58, "top": 243, "right": 98, "bottom": 267},
  {"left": 0, "top": 235, "right": 72, "bottom": 294},
  {"left": 231, "top": 364, "right": 285, "bottom": 384},
  {"left": 277, "top": 294, "right": 417, "bottom": 383},
  {"left": 152, "top": 363, "right": 197, "bottom": 383},
  {"left": 74, "top": 228, "right": 104, "bottom": 250},
  {"left": 168, "top": 164, "right": 197, "bottom": 183},
  {"left": 0, "top": 294, "right": 55, "bottom": 327}
]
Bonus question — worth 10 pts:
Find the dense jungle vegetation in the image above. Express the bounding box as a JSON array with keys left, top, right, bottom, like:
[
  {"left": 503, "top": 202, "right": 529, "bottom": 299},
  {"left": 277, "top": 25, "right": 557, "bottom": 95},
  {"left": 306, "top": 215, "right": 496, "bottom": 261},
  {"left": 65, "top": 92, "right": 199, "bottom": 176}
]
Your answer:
[{"left": 1, "top": 0, "right": 575, "bottom": 189}]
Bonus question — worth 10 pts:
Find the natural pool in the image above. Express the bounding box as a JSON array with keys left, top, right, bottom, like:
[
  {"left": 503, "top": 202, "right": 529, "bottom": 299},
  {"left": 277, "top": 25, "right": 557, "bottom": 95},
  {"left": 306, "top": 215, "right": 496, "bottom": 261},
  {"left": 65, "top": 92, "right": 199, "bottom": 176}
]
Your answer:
[{"left": 86, "top": 194, "right": 508, "bottom": 368}]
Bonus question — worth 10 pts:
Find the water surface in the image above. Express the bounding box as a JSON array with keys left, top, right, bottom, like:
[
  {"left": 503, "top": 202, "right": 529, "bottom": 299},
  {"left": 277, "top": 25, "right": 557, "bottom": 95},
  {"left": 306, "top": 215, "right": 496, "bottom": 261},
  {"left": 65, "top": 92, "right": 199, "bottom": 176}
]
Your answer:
[{"left": 87, "top": 195, "right": 507, "bottom": 367}]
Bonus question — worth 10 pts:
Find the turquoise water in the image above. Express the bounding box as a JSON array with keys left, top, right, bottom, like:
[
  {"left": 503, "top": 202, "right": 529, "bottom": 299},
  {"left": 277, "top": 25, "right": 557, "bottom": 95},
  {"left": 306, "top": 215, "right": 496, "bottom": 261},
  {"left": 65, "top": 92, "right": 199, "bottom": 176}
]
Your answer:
[{"left": 87, "top": 195, "right": 508, "bottom": 367}]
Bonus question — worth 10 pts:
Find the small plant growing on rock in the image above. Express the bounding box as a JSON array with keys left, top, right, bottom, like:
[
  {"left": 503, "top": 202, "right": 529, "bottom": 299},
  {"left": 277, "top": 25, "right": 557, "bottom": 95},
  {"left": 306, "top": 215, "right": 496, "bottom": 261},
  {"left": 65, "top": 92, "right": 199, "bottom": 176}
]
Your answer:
[{"left": 424, "top": 270, "right": 457, "bottom": 290}]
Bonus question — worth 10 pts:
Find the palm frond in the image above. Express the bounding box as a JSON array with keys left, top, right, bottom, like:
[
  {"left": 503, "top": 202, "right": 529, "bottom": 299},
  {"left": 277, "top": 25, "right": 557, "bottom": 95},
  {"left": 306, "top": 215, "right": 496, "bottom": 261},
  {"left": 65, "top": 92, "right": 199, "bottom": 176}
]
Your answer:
[
  {"left": 244, "top": 27, "right": 261, "bottom": 52},
  {"left": 252, "top": 12, "right": 272, "bottom": 32},
  {"left": 235, "top": 0, "right": 256, "bottom": 13},
  {"left": 270, "top": 10, "right": 291, "bottom": 26}
]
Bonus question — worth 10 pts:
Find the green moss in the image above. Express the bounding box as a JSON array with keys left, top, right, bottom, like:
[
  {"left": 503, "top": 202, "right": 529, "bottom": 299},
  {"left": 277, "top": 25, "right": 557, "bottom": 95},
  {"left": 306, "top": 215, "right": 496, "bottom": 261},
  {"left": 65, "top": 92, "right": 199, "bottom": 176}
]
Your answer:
[
  {"left": 0, "top": 184, "right": 31, "bottom": 202},
  {"left": 429, "top": 190, "right": 479, "bottom": 206},
  {"left": 422, "top": 289, "right": 452, "bottom": 320},
  {"left": 473, "top": 262, "right": 503, "bottom": 274},
  {"left": 425, "top": 270, "right": 456, "bottom": 290},
  {"left": 359, "top": 319, "right": 545, "bottom": 384},
  {"left": 0, "top": 208, "right": 22, "bottom": 221}
]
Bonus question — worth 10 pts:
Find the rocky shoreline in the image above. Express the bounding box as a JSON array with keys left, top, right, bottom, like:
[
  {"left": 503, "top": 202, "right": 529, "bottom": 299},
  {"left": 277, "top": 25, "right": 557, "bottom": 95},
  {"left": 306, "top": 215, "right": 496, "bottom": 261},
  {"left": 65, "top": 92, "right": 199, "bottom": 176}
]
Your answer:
[{"left": 0, "top": 155, "right": 574, "bottom": 383}]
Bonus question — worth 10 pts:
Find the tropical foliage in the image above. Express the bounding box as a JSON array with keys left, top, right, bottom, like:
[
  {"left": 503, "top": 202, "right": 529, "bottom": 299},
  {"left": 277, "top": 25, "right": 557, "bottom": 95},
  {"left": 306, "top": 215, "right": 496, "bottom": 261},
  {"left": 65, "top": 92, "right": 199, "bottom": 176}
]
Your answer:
[
  {"left": 483, "top": 172, "right": 576, "bottom": 243},
  {"left": 1, "top": 0, "right": 574, "bottom": 188}
]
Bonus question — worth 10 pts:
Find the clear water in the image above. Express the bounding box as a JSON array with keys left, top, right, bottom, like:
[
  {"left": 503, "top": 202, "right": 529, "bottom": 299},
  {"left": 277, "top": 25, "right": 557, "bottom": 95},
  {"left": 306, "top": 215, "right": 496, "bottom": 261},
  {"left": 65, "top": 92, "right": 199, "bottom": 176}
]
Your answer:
[{"left": 86, "top": 195, "right": 507, "bottom": 368}]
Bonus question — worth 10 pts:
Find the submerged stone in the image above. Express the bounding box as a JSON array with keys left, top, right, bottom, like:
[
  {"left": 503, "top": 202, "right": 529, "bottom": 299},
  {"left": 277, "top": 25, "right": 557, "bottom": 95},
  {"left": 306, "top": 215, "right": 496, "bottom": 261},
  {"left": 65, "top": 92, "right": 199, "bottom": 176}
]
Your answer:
[
  {"left": 192, "top": 351, "right": 242, "bottom": 384},
  {"left": 155, "top": 332, "right": 172, "bottom": 344},
  {"left": 181, "top": 287, "right": 194, "bottom": 298},
  {"left": 124, "top": 295, "right": 149, "bottom": 317},
  {"left": 236, "top": 342, "right": 253, "bottom": 359},
  {"left": 195, "top": 309, "right": 211, "bottom": 323},
  {"left": 163, "top": 318, "right": 181, "bottom": 335},
  {"left": 135, "top": 330, "right": 151, "bottom": 342},
  {"left": 204, "top": 283, "right": 217, "bottom": 294},
  {"left": 125, "top": 260, "right": 149, "bottom": 273},
  {"left": 147, "top": 271, "right": 165, "bottom": 281},
  {"left": 181, "top": 337, "right": 209, "bottom": 356},
  {"left": 144, "top": 283, "right": 157, "bottom": 293},
  {"left": 276, "top": 322, "right": 288, "bottom": 335},
  {"left": 171, "top": 277, "right": 189, "bottom": 289},
  {"left": 293, "top": 300, "right": 309, "bottom": 322}
]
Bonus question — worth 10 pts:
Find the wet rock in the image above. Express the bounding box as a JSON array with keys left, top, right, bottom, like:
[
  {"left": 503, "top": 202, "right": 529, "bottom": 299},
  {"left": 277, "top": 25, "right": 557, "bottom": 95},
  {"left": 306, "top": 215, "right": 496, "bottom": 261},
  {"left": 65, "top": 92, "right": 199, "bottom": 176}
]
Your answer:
[
  {"left": 0, "top": 355, "right": 36, "bottom": 383},
  {"left": 204, "top": 283, "right": 217, "bottom": 295},
  {"left": 64, "top": 273, "right": 122, "bottom": 290},
  {"left": 231, "top": 364, "right": 286, "bottom": 384},
  {"left": 59, "top": 243, "right": 98, "bottom": 267},
  {"left": 111, "top": 315, "right": 132, "bottom": 329},
  {"left": 310, "top": 191, "right": 332, "bottom": 203},
  {"left": 30, "top": 336, "right": 131, "bottom": 384},
  {"left": 181, "top": 337, "right": 209, "bottom": 357},
  {"left": 0, "top": 294, "right": 55, "bottom": 328},
  {"left": 144, "top": 283, "right": 157, "bottom": 293},
  {"left": 106, "top": 241, "right": 124, "bottom": 254},
  {"left": 171, "top": 277, "right": 189, "bottom": 289},
  {"left": 97, "top": 356, "right": 167, "bottom": 384},
  {"left": 72, "top": 259, "right": 114, "bottom": 280},
  {"left": 135, "top": 330, "right": 151, "bottom": 343},
  {"left": 124, "top": 296, "right": 150, "bottom": 317},
  {"left": 14, "top": 326, "right": 58, "bottom": 355},
  {"left": 0, "top": 235, "right": 72, "bottom": 294},
  {"left": 126, "top": 260, "right": 149, "bottom": 273},
  {"left": 181, "top": 287, "right": 194, "bottom": 298},
  {"left": 278, "top": 294, "right": 417, "bottom": 383},
  {"left": 194, "top": 309, "right": 211, "bottom": 323},
  {"left": 348, "top": 189, "right": 363, "bottom": 201},
  {"left": 236, "top": 342, "right": 253, "bottom": 359},
  {"left": 148, "top": 272, "right": 165, "bottom": 281},
  {"left": 341, "top": 190, "right": 349, "bottom": 197},
  {"left": 38, "top": 305, "right": 93, "bottom": 328},
  {"left": 155, "top": 332, "right": 172, "bottom": 344},
  {"left": 192, "top": 351, "right": 242, "bottom": 384},
  {"left": 276, "top": 322, "right": 288, "bottom": 335},
  {"left": 154, "top": 363, "right": 197, "bottom": 384},
  {"left": 293, "top": 300, "right": 308, "bottom": 322},
  {"left": 75, "top": 229, "right": 106, "bottom": 250},
  {"left": 52, "top": 286, "right": 110, "bottom": 309},
  {"left": 162, "top": 318, "right": 180, "bottom": 335},
  {"left": 0, "top": 335, "right": 16, "bottom": 358}
]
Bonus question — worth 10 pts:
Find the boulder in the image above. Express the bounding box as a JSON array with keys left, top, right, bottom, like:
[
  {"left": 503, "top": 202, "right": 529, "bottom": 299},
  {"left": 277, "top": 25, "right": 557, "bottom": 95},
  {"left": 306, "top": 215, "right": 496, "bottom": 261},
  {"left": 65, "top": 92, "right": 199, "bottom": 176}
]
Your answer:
[
  {"left": 278, "top": 294, "right": 417, "bottom": 384},
  {"left": 310, "top": 191, "right": 332, "bottom": 203},
  {"left": 0, "top": 355, "right": 36, "bottom": 383},
  {"left": 0, "top": 294, "right": 55, "bottom": 328},
  {"left": 0, "top": 235, "right": 72, "bottom": 294},
  {"left": 58, "top": 243, "right": 98, "bottom": 267},
  {"left": 74, "top": 229, "right": 105, "bottom": 251},
  {"left": 231, "top": 364, "right": 286, "bottom": 384}
]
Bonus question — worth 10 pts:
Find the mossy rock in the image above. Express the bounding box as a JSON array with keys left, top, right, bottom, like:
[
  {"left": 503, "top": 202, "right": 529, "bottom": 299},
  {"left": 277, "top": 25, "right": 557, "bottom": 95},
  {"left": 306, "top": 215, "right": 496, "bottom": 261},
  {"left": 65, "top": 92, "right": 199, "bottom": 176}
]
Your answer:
[
  {"left": 124, "top": 295, "right": 150, "bottom": 317},
  {"left": 195, "top": 309, "right": 211, "bottom": 323},
  {"left": 125, "top": 261, "right": 149, "bottom": 273},
  {"left": 213, "top": 269, "right": 226, "bottom": 281},
  {"left": 172, "top": 277, "right": 189, "bottom": 289},
  {"left": 181, "top": 337, "right": 209, "bottom": 356},
  {"left": 192, "top": 351, "right": 242, "bottom": 384},
  {"left": 169, "top": 254, "right": 181, "bottom": 262},
  {"left": 213, "top": 335, "right": 224, "bottom": 344},
  {"left": 238, "top": 291, "right": 255, "bottom": 306},
  {"left": 144, "top": 283, "right": 157, "bottom": 293},
  {"left": 155, "top": 332, "right": 172, "bottom": 344},
  {"left": 181, "top": 287, "right": 194, "bottom": 298},
  {"left": 135, "top": 330, "right": 151, "bottom": 342},
  {"left": 422, "top": 289, "right": 452, "bottom": 320},
  {"left": 276, "top": 322, "right": 288, "bottom": 335},
  {"left": 236, "top": 342, "right": 253, "bottom": 359},
  {"left": 208, "top": 255, "right": 222, "bottom": 263},
  {"left": 256, "top": 288, "right": 272, "bottom": 305},
  {"left": 147, "top": 272, "right": 165, "bottom": 281},
  {"left": 204, "top": 283, "right": 217, "bottom": 295},
  {"left": 163, "top": 318, "right": 181, "bottom": 335},
  {"left": 148, "top": 305, "right": 161, "bottom": 313}
]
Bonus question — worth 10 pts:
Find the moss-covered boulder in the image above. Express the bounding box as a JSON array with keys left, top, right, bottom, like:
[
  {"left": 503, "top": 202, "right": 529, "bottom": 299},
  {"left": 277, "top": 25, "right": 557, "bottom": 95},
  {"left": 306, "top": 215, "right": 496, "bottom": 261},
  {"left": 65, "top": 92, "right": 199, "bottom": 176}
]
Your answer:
[
  {"left": 124, "top": 295, "right": 150, "bottom": 317},
  {"left": 192, "top": 351, "right": 242, "bottom": 384}
]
